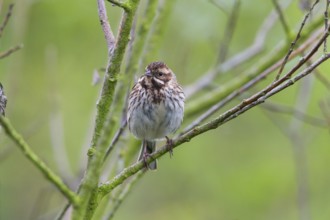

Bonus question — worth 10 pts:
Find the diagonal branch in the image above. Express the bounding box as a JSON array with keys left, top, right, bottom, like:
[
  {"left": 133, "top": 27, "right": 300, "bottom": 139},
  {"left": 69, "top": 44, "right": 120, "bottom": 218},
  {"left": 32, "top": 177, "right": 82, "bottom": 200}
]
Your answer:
[
  {"left": 274, "top": 0, "right": 320, "bottom": 81},
  {"left": 98, "top": 36, "right": 330, "bottom": 201},
  {"left": 0, "top": 44, "right": 23, "bottom": 59},
  {"left": 0, "top": 3, "right": 14, "bottom": 38},
  {"left": 0, "top": 116, "right": 79, "bottom": 206},
  {"left": 108, "top": 0, "right": 130, "bottom": 11},
  {"left": 182, "top": 27, "right": 322, "bottom": 132},
  {"left": 185, "top": 13, "right": 324, "bottom": 118},
  {"left": 98, "top": 0, "right": 116, "bottom": 54},
  {"left": 272, "top": 0, "right": 292, "bottom": 40},
  {"left": 75, "top": 1, "right": 141, "bottom": 219},
  {"left": 184, "top": 0, "right": 292, "bottom": 98}
]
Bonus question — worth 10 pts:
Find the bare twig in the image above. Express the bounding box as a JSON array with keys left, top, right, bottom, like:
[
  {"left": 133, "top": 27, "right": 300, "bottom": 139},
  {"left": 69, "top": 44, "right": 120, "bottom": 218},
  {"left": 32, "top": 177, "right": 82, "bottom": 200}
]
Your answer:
[
  {"left": 324, "top": 0, "right": 330, "bottom": 53},
  {"left": 272, "top": 0, "right": 292, "bottom": 40},
  {"left": 0, "top": 44, "right": 23, "bottom": 59},
  {"left": 260, "top": 101, "right": 327, "bottom": 128},
  {"left": 314, "top": 70, "right": 330, "bottom": 90},
  {"left": 319, "top": 99, "right": 330, "bottom": 128},
  {"left": 182, "top": 28, "right": 321, "bottom": 133},
  {"left": 217, "top": 0, "right": 240, "bottom": 63},
  {"left": 76, "top": 1, "right": 141, "bottom": 218},
  {"left": 98, "top": 52, "right": 330, "bottom": 202},
  {"left": 104, "top": 108, "right": 128, "bottom": 160},
  {"left": 274, "top": 0, "right": 320, "bottom": 81},
  {"left": 106, "top": 171, "right": 145, "bottom": 220},
  {"left": 208, "top": 0, "right": 228, "bottom": 15},
  {"left": 45, "top": 45, "right": 73, "bottom": 185},
  {"left": 102, "top": 0, "right": 159, "bottom": 162},
  {"left": 108, "top": 0, "right": 130, "bottom": 11},
  {"left": 0, "top": 116, "right": 79, "bottom": 206},
  {"left": 289, "top": 77, "right": 313, "bottom": 220},
  {"left": 0, "top": 3, "right": 14, "bottom": 38},
  {"left": 98, "top": 0, "right": 116, "bottom": 55},
  {"left": 184, "top": 2, "right": 290, "bottom": 98}
]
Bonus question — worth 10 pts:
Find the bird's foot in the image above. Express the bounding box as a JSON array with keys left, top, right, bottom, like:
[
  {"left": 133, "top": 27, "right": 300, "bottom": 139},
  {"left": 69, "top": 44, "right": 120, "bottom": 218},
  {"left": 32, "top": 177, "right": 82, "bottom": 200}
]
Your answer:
[{"left": 142, "top": 152, "right": 154, "bottom": 170}]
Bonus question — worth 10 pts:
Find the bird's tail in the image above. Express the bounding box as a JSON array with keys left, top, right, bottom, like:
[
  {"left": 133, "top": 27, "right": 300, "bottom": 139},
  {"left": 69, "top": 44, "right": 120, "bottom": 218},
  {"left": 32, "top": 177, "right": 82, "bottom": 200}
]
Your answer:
[{"left": 138, "top": 140, "right": 157, "bottom": 170}]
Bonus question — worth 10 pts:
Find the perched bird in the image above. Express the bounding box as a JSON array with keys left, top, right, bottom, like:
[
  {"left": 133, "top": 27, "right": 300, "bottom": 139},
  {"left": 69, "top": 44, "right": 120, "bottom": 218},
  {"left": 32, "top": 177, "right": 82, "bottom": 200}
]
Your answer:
[{"left": 127, "top": 62, "right": 185, "bottom": 170}]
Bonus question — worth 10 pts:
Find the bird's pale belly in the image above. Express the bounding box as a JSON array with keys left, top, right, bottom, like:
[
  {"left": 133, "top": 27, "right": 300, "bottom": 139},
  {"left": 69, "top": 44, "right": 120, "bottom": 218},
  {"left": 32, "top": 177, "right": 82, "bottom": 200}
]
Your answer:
[{"left": 129, "top": 100, "right": 183, "bottom": 140}]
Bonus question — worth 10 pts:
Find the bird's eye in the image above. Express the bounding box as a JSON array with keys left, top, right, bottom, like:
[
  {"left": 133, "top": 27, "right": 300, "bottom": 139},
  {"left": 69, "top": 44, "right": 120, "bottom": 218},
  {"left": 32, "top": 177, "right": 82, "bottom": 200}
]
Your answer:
[{"left": 157, "top": 72, "right": 163, "bottom": 77}]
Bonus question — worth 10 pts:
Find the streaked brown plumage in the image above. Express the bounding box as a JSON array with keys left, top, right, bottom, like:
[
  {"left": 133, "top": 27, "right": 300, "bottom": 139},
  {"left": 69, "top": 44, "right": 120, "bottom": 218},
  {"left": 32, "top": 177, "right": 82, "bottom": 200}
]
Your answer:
[{"left": 127, "top": 62, "right": 185, "bottom": 169}]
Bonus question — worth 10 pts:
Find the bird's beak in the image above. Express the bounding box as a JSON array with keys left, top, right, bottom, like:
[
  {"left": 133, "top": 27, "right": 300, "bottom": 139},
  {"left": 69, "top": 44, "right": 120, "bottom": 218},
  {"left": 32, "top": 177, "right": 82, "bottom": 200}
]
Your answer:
[{"left": 145, "top": 70, "right": 152, "bottom": 77}]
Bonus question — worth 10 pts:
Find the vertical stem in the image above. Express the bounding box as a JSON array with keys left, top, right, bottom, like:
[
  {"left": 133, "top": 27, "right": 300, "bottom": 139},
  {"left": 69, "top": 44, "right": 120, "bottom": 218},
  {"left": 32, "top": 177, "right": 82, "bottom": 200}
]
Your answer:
[{"left": 73, "top": 1, "right": 140, "bottom": 219}]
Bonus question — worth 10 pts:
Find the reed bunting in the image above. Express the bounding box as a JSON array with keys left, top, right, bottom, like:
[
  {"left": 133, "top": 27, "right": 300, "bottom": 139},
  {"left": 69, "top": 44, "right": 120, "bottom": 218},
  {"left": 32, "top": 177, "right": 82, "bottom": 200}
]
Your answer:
[{"left": 127, "top": 62, "right": 185, "bottom": 170}]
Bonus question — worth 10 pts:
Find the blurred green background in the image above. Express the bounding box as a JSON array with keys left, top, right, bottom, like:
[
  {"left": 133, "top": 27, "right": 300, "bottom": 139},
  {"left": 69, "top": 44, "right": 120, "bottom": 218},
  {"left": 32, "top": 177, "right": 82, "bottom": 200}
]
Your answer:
[{"left": 1, "top": 0, "right": 330, "bottom": 219}]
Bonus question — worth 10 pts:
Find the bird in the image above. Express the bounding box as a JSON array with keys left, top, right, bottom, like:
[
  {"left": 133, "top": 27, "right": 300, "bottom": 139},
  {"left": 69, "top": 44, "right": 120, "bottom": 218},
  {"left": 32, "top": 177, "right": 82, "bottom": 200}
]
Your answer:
[{"left": 127, "top": 61, "right": 185, "bottom": 170}]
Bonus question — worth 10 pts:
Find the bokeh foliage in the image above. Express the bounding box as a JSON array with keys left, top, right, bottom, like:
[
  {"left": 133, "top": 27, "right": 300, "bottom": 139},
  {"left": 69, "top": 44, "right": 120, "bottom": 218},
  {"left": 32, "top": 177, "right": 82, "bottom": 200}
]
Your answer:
[{"left": 1, "top": 0, "right": 330, "bottom": 219}]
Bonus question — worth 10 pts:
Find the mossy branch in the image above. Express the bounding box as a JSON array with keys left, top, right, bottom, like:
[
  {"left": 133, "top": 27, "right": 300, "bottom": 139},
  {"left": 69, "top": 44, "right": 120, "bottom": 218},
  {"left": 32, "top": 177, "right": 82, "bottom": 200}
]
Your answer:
[
  {"left": 0, "top": 116, "right": 79, "bottom": 206},
  {"left": 98, "top": 52, "right": 330, "bottom": 199},
  {"left": 73, "top": 0, "right": 141, "bottom": 219}
]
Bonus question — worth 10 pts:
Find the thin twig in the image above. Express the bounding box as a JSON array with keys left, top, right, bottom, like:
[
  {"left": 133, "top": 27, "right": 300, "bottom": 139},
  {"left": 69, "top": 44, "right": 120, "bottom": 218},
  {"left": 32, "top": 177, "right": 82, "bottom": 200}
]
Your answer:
[
  {"left": 314, "top": 70, "right": 330, "bottom": 90},
  {"left": 98, "top": 0, "right": 116, "bottom": 55},
  {"left": 104, "top": 110, "right": 127, "bottom": 160},
  {"left": 324, "top": 0, "right": 330, "bottom": 53},
  {"left": 274, "top": 0, "right": 320, "bottom": 81},
  {"left": 76, "top": 1, "right": 141, "bottom": 218},
  {"left": 182, "top": 28, "right": 321, "bottom": 133},
  {"left": 260, "top": 101, "right": 327, "bottom": 128},
  {"left": 0, "top": 44, "right": 23, "bottom": 59},
  {"left": 0, "top": 116, "right": 79, "bottom": 206},
  {"left": 108, "top": 0, "right": 130, "bottom": 11},
  {"left": 184, "top": 2, "right": 289, "bottom": 98},
  {"left": 208, "top": 0, "right": 228, "bottom": 15},
  {"left": 139, "top": 0, "right": 176, "bottom": 67},
  {"left": 185, "top": 13, "right": 325, "bottom": 118},
  {"left": 319, "top": 99, "right": 330, "bottom": 128},
  {"left": 272, "top": 0, "right": 291, "bottom": 40},
  {"left": 106, "top": 171, "right": 145, "bottom": 220},
  {"left": 0, "top": 3, "right": 14, "bottom": 38},
  {"left": 217, "top": 0, "right": 240, "bottom": 63},
  {"left": 102, "top": 0, "right": 159, "bottom": 162},
  {"left": 98, "top": 53, "right": 330, "bottom": 200},
  {"left": 289, "top": 76, "right": 313, "bottom": 220}
]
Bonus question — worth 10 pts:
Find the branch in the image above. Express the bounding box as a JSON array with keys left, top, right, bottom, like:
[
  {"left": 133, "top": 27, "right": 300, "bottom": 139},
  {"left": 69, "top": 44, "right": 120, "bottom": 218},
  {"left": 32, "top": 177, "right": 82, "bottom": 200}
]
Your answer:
[
  {"left": 184, "top": 0, "right": 292, "bottom": 98},
  {"left": 182, "top": 27, "right": 322, "bottom": 132},
  {"left": 106, "top": 171, "right": 145, "bottom": 220},
  {"left": 98, "top": 0, "right": 116, "bottom": 54},
  {"left": 324, "top": 0, "right": 330, "bottom": 53},
  {"left": 217, "top": 0, "right": 240, "bottom": 63},
  {"left": 75, "top": 0, "right": 141, "bottom": 219},
  {"left": 271, "top": 0, "right": 292, "bottom": 40},
  {"left": 140, "top": 0, "right": 177, "bottom": 65},
  {"left": 261, "top": 100, "right": 327, "bottom": 128},
  {"left": 0, "top": 44, "right": 23, "bottom": 59},
  {"left": 185, "top": 14, "right": 324, "bottom": 118},
  {"left": 0, "top": 3, "right": 14, "bottom": 38},
  {"left": 274, "top": 0, "right": 320, "bottom": 81},
  {"left": 108, "top": 0, "right": 130, "bottom": 12},
  {"left": 0, "top": 116, "right": 79, "bottom": 206},
  {"left": 98, "top": 48, "right": 330, "bottom": 203},
  {"left": 103, "top": 0, "right": 159, "bottom": 162},
  {"left": 208, "top": 0, "right": 228, "bottom": 15}
]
